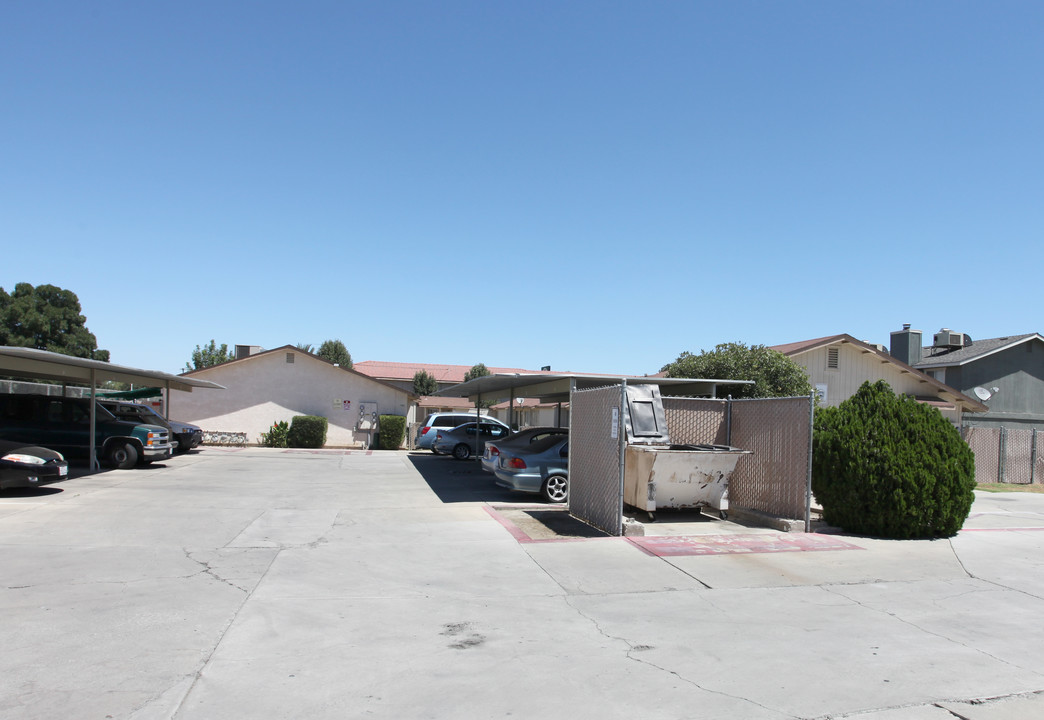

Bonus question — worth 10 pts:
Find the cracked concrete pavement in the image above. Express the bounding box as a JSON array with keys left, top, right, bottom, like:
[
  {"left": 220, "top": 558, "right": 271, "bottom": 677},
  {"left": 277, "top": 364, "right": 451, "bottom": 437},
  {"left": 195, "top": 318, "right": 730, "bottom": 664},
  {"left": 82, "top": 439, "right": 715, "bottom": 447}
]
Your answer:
[{"left": 1, "top": 448, "right": 1043, "bottom": 719}]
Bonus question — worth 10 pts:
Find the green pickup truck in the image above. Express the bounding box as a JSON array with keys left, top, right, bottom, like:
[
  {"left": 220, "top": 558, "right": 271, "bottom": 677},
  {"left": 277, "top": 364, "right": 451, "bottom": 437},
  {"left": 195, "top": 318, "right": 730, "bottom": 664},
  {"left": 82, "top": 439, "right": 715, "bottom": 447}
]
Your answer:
[{"left": 0, "top": 394, "right": 174, "bottom": 469}]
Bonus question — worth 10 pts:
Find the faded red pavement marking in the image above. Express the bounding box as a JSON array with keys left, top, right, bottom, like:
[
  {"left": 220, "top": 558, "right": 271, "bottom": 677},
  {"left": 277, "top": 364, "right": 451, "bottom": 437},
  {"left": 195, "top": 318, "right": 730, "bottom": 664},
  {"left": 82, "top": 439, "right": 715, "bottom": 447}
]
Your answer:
[
  {"left": 281, "top": 449, "right": 372, "bottom": 455},
  {"left": 627, "top": 533, "right": 862, "bottom": 557}
]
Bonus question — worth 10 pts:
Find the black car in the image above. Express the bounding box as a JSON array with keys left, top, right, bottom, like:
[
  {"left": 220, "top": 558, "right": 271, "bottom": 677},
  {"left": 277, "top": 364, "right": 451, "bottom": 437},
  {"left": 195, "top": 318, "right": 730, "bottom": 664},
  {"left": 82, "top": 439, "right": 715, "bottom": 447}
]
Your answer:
[
  {"left": 0, "top": 439, "right": 69, "bottom": 490},
  {"left": 99, "top": 401, "right": 203, "bottom": 453}
]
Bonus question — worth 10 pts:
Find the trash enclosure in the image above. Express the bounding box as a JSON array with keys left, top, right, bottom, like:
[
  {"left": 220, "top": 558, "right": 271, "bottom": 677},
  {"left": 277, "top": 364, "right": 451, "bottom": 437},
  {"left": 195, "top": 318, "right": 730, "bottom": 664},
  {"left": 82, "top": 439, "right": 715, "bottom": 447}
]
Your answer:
[
  {"left": 434, "top": 372, "right": 811, "bottom": 536},
  {"left": 620, "top": 384, "right": 751, "bottom": 520}
]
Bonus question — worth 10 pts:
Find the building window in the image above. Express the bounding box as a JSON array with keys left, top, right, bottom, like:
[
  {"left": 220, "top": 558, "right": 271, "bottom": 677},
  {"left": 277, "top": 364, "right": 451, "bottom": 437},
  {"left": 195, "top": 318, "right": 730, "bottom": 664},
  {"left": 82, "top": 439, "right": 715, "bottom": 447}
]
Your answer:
[
  {"left": 286, "top": 353, "right": 295, "bottom": 364},
  {"left": 827, "top": 347, "right": 839, "bottom": 370}
]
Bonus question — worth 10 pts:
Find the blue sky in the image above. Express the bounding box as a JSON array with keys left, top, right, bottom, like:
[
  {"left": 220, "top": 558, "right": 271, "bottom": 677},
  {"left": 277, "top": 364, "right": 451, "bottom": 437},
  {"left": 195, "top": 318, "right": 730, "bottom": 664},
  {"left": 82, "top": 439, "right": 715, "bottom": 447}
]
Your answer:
[{"left": 3, "top": 2, "right": 1042, "bottom": 376}]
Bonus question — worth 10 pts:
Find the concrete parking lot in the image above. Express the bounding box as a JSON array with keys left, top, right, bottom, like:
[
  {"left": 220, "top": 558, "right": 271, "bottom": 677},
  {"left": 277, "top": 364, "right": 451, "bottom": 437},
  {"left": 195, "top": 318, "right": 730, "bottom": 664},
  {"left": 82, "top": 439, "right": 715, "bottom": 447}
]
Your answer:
[{"left": 2, "top": 448, "right": 1043, "bottom": 719}]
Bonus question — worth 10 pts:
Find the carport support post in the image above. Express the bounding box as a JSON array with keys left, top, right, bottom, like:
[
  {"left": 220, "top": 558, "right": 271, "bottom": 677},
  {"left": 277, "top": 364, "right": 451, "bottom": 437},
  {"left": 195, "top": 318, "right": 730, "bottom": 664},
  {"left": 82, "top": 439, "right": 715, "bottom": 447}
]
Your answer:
[
  {"left": 474, "top": 395, "right": 482, "bottom": 461},
  {"left": 90, "top": 369, "right": 100, "bottom": 472}
]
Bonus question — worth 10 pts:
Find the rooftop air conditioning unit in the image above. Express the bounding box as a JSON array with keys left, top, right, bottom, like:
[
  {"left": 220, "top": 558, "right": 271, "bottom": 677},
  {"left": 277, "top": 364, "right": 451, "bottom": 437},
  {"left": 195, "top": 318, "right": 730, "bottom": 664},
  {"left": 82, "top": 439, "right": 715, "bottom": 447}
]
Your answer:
[{"left": 933, "top": 330, "right": 964, "bottom": 349}]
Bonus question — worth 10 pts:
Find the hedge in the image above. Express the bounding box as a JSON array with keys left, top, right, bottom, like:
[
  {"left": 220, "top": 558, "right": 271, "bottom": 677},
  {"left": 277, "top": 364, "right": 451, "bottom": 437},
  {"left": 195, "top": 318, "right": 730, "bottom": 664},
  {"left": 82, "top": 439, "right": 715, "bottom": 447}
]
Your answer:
[
  {"left": 378, "top": 415, "right": 407, "bottom": 450},
  {"left": 288, "top": 415, "right": 328, "bottom": 449}
]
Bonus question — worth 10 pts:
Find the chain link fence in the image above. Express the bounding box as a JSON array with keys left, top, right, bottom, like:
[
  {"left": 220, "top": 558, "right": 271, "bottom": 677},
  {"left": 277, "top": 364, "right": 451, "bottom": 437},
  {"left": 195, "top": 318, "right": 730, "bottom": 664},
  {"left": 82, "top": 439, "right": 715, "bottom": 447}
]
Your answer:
[
  {"left": 663, "top": 395, "right": 813, "bottom": 526},
  {"left": 963, "top": 426, "right": 1040, "bottom": 485},
  {"left": 662, "top": 397, "right": 728, "bottom": 444},
  {"left": 570, "top": 384, "right": 624, "bottom": 536},
  {"left": 729, "top": 397, "right": 813, "bottom": 522}
]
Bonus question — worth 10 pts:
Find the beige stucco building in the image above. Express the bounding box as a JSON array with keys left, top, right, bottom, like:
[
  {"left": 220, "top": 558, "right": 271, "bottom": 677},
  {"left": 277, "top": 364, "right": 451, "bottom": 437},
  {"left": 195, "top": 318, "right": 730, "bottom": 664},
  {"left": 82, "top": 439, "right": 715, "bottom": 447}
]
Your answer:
[
  {"left": 171, "top": 346, "right": 415, "bottom": 447},
  {"left": 772, "top": 334, "right": 988, "bottom": 425}
]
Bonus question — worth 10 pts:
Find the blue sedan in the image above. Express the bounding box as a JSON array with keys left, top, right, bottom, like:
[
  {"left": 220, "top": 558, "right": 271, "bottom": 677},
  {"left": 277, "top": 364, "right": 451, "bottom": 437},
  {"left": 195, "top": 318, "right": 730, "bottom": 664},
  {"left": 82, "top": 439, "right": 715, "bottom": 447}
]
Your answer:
[{"left": 493, "top": 435, "right": 569, "bottom": 503}]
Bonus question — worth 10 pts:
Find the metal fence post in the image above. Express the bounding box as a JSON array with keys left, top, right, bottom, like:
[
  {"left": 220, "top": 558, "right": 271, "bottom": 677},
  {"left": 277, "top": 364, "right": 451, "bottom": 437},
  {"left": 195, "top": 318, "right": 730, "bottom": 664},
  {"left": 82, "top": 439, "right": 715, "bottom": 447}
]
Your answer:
[
  {"left": 1032, "top": 429, "right": 1038, "bottom": 485},
  {"left": 806, "top": 393, "right": 814, "bottom": 533},
  {"left": 726, "top": 395, "right": 732, "bottom": 446},
  {"left": 618, "top": 381, "right": 627, "bottom": 534},
  {"left": 999, "top": 427, "right": 1007, "bottom": 484}
]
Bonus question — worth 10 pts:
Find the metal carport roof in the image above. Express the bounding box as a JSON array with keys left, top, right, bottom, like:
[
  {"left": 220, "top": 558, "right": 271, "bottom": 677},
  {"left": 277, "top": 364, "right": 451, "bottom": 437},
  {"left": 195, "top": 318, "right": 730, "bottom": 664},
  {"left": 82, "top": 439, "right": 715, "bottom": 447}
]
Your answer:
[
  {"left": 435, "top": 372, "right": 753, "bottom": 405},
  {"left": 0, "top": 346, "right": 224, "bottom": 471},
  {"left": 0, "top": 346, "right": 224, "bottom": 393}
]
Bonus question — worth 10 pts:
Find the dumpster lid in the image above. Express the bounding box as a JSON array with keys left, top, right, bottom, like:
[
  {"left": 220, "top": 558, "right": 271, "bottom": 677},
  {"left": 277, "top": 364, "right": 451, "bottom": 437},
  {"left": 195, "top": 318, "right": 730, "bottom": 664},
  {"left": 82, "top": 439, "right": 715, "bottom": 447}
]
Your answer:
[{"left": 624, "top": 384, "right": 671, "bottom": 444}]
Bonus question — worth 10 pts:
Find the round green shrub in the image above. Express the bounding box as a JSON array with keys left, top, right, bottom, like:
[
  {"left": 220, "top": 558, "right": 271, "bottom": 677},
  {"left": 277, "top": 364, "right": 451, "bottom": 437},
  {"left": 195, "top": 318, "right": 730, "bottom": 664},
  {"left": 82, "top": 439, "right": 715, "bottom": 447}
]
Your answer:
[
  {"left": 287, "top": 415, "right": 328, "bottom": 449},
  {"left": 377, "top": 415, "right": 406, "bottom": 450},
  {"left": 812, "top": 380, "right": 975, "bottom": 539}
]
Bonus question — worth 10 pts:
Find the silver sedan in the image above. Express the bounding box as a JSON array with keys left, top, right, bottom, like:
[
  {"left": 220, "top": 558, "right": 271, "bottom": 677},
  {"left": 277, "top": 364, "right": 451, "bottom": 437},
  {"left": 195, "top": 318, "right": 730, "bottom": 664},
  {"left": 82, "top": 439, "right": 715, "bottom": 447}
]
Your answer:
[
  {"left": 492, "top": 435, "right": 569, "bottom": 503},
  {"left": 481, "top": 426, "right": 568, "bottom": 474},
  {"left": 433, "top": 422, "right": 512, "bottom": 460}
]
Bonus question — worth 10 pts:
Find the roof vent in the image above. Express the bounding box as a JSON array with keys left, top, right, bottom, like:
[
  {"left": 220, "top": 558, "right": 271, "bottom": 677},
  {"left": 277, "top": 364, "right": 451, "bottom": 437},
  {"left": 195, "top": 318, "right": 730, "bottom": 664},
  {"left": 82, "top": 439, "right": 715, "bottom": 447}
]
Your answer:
[{"left": 933, "top": 329, "right": 965, "bottom": 349}]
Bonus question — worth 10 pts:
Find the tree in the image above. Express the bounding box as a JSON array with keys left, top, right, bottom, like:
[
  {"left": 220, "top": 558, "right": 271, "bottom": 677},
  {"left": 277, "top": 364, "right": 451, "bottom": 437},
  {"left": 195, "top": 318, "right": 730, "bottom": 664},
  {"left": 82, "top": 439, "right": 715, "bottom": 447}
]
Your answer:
[
  {"left": 0, "top": 282, "right": 109, "bottom": 360},
  {"left": 464, "top": 363, "right": 494, "bottom": 407},
  {"left": 661, "top": 342, "right": 812, "bottom": 399},
  {"left": 185, "top": 340, "right": 231, "bottom": 372},
  {"left": 296, "top": 343, "right": 314, "bottom": 353},
  {"left": 464, "top": 363, "right": 491, "bottom": 382},
  {"left": 317, "top": 339, "right": 352, "bottom": 368},
  {"left": 413, "top": 370, "right": 438, "bottom": 396},
  {"left": 812, "top": 380, "right": 975, "bottom": 539}
]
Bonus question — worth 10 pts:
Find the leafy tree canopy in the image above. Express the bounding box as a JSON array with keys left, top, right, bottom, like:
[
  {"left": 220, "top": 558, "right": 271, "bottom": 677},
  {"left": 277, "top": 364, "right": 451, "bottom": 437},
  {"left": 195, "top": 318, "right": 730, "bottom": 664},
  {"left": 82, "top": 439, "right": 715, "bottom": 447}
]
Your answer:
[
  {"left": 296, "top": 342, "right": 314, "bottom": 353},
  {"left": 185, "top": 340, "right": 231, "bottom": 372},
  {"left": 464, "top": 363, "right": 491, "bottom": 382},
  {"left": 317, "top": 339, "right": 352, "bottom": 369},
  {"left": 413, "top": 369, "right": 438, "bottom": 396},
  {"left": 0, "top": 282, "right": 108, "bottom": 360},
  {"left": 464, "top": 363, "right": 493, "bottom": 407},
  {"left": 661, "top": 342, "right": 812, "bottom": 399}
]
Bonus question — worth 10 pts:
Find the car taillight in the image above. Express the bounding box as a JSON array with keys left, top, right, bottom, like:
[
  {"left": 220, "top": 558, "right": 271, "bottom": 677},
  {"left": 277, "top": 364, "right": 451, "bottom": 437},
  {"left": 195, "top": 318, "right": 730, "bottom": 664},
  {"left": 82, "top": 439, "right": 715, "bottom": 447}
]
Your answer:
[
  {"left": 507, "top": 457, "right": 526, "bottom": 469},
  {"left": 490, "top": 447, "right": 500, "bottom": 456},
  {"left": 421, "top": 426, "right": 432, "bottom": 435},
  {"left": 435, "top": 432, "right": 443, "bottom": 441}
]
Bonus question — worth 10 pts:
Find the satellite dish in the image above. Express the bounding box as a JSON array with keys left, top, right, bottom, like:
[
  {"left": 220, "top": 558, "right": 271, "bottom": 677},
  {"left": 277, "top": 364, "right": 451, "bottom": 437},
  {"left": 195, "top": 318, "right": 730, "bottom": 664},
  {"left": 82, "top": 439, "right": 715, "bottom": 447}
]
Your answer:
[{"left": 973, "top": 386, "right": 992, "bottom": 401}]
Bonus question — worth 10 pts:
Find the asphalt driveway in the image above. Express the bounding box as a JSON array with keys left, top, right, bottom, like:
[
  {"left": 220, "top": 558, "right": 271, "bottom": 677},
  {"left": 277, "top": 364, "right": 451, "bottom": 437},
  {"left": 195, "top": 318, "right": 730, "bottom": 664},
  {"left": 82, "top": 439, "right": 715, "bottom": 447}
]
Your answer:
[{"left": 1, "top": 448, "right": 1043, "bottom": 719}]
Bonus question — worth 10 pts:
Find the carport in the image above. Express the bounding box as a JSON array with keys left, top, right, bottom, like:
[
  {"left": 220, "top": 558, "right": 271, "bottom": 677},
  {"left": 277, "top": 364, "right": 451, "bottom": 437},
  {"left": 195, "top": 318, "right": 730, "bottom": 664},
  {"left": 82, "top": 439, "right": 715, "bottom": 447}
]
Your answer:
[
  {"left": 0, "top": 346, "right": 224, "bottom": 471},
  {"left": 436, "top": 372, "right": 758, "bottom": 535}
]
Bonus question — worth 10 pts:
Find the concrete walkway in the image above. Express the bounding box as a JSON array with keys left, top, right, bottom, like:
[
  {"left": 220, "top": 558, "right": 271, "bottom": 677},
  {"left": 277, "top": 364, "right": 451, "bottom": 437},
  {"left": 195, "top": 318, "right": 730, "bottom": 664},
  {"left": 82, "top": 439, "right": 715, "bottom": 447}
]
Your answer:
[{"left": 1, "top": 448, "right": 1042, "bottom": 719}]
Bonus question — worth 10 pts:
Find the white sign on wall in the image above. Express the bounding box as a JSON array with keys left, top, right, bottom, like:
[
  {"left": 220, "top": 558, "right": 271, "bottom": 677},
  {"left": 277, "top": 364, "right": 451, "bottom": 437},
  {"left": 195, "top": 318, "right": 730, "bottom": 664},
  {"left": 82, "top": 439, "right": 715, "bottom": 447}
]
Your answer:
[{"left": 815, "top": 383, "right": 828, "bottom": 406}]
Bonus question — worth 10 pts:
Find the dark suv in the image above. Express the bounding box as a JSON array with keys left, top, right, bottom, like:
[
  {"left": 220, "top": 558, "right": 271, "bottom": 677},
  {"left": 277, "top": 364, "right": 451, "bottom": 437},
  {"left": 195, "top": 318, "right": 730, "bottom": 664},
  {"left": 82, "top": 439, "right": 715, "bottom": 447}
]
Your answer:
[
  {"left": 98, "top": 400, "right": 203, "bottom": 453},
  {"left": 0, "top": 394, "right": 173, "bottom": 469}
]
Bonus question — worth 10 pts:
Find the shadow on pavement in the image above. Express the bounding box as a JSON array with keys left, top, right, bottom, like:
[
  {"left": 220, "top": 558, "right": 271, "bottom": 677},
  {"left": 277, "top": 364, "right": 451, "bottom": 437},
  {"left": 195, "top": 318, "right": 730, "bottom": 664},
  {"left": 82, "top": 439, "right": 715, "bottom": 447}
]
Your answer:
[
  {"left": 406, "top": 452, "right": 540, "bottom": 504},
  {"left": 0, "top": 486, "right": 64, "bottom": 498}
]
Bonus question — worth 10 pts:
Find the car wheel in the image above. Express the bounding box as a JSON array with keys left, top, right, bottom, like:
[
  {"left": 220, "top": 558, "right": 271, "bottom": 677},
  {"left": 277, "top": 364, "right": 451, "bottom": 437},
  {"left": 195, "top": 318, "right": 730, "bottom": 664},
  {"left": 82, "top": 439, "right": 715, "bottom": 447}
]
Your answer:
[
  {"left": 542, "top": 474, "right": 568, "bottom": 503},
  {"left": 452, "top": 444, "right": 471, "bottom": 461},
  {"left": 107, "top": 442, "right": 139, "bottom": 470}
]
